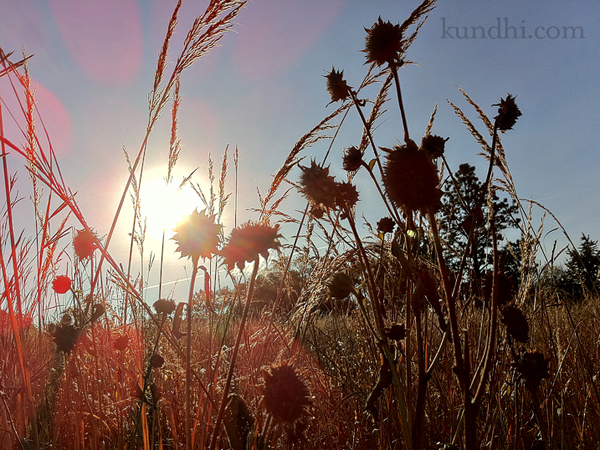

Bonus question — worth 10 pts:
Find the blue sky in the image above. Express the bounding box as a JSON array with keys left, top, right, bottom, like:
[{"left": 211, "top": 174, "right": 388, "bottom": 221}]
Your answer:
[{"left": 0, "top": 0, "right": 598, "bottom": 301}]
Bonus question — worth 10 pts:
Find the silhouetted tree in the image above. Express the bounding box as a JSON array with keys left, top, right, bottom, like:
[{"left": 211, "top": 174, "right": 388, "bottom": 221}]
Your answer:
[
  {"left": 438, "top": 163, "right": 520, "bottom": 284},
  {"left": 560, "top": 234, "right": 600, "bottom": 300}
]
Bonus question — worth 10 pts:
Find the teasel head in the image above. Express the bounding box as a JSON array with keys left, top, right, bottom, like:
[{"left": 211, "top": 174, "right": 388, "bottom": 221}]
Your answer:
[
  {"left": 260, "top": 362, "right": 311, "bottom": 425},
  {"left": 220, "top": 221, "right": 282, "bottom": 271},
  {"left": 298, "top": 160, "right": 339, "bottom": 210},
  {"left": 342, "top": 146, "right": 363, "bottom": 172},
  {"left": 325, "top": 67, "right": 352, "bottom": 104},
  {"left": 73, "top": 228, "right": 98, "bottom": 260},
  {"left": 377, "top": 217, "right": 395, "bottom": 235},
  {"left": 500, "top": 304, "right": 529, "bottom": 344},
  {"left": 513, "top": 350, "right": 551, "bottom": 392},
  {"left": 382, "top": 140, "right": 442, "bottom": 214},
  {"left": 153, "top": 299, "right": 176, "bottom": 316},
  {"left": 363, "top": 17, "right": 404, "bottom": 66},
  {"left": 172, "top": 209, "right": 222, "bottom": 262},
  {"left": 334, "top": 181, "right": 359, "bottom": 217},
  {"left": 493, "top": 94, "right": 522, "bottom": 132},
  {"left": 420, "top": 134, "right": 448, "bottom": 159}
]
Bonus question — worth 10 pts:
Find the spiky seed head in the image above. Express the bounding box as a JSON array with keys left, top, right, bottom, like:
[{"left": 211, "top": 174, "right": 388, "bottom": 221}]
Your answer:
[
  {"left": 363, "top": 17, "right": 403, "bottom": 66},
  {"left": 73, "top": 228, "right": 98, "bottom": 259},
  {"left": 500, "top": 305, "right": 529, "bottom": 343},
  {"left": 261, "top": 362, "right": 311, "bottom": 424},
  {"left": 328, "top": 273, "right": 355, "bottom": 299},
  {"left": 513, "top": 350, "right": 550, "bottom": 392},
  {"left": 342, "top": 146, "right": 363, "bottom": 172},
  {"left": 172, "top": 209, "right": 222, "bottom": 261},
  {"left": 220, "top": 221, "right": 282, "bottom": 271},
  {"left": 334, "top": 181, "right": 359, "bottom": 212},
  {"left": 299, "top": 160, "right": 338, "bottom": 210},
  {"left": 493, "top": 94, "right": 522, "bottom": 132},
  {"left": 420, "top": 134, "right": 448, "bottom": 159},
  {"left": 52, "top": 276, "right": 72, "bottom": 294},
  {"left": 114, "top": 334, "right": 129, "bottom": 351},
  {"left": 377, "top": 217, "right": 395, "bottom": 234},
  {"left": 382, "top": 140, "right": 442, "bottom": 214},
  {"left": 153, "top": 299, "right": 177, "bottom": 316},
  {"left": 150, "top": 353, "right": 165, "bottom": 368},
  {"left": 325, "top": 67, "right": 352, "bottom": 103}
]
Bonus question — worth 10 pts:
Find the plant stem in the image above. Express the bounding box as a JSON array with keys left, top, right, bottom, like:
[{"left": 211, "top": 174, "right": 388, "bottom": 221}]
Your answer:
[
  {"left": 186, "top": 257, "right": 199, "bottom": 450},
  {"left": 390, "top": 65, "right": 410, "bottom": 144},
  {"left": 209, "top": 261, "right": 260, "bottom": 450}
]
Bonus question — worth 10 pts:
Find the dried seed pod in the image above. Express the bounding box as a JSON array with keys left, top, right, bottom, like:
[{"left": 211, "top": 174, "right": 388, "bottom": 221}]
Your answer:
[
  {"left": 382, "top": 141, "right": 442, "bottom": 214},
  {"left": 501, "top": 305, "right": 529, "bottom": 343},
  {"left": 493, "top": 94, "right": 522, "bottom": 132},
  {"left": 260, "top": 362, "right": 311, "bottom": 424},
  {"left": 328, "top": 273, "right": 355, "bottom": 299},
  {"left": 363, "top": 17, "right": 403, "bottom": 66},
  {"left": 325, "top": 67, "right": 352, "bottom": 104},
  {"left": 154, "top": 299, "right": 176, "bottom": 316},
  {"left": 513, "top": 350, "right": 550, "bottom": 392}
]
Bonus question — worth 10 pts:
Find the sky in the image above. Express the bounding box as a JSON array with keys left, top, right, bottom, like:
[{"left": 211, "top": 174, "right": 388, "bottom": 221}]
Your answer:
[{"left": 0, "top": 0, "right": 598, "bottom": 304}]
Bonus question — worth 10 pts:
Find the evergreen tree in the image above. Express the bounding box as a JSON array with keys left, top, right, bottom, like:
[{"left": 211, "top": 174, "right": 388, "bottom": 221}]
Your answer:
[
  {"left": 562, "top": 234, "right": 600, "bottom": 299},
  {"left": 438, "top": 163, "right": 520, "bottom": 281}
]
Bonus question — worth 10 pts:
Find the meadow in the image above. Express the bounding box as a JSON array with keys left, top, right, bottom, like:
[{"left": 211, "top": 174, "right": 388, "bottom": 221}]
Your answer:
[{"left": 1, "top": 1, "right": 599, "bottom": 449}]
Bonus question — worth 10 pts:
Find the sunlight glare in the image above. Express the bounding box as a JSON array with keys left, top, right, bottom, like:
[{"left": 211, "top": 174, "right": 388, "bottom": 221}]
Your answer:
[{"left": 140, "top": 176, "right": 200, "bottom": 241}]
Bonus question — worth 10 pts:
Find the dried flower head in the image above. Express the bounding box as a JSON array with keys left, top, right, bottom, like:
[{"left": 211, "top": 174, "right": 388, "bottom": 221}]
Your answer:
[
  {"left": 153, "top": 299, "right": 176, "bottom": 316},
  {"left": 334, "top": 181, "right": 360, "bottom": 211},
  {"left": 73, "top": 228, "right": 98, "bottom": 259},
  {"left": 382, "top": 140, "right": 442, "bottom": 213},
  {"left": 513, "top": 350, "right": 550, "bottom": 392},
  {"left": 221, "top": 222, "right": 282, "bottom": 271},
  {"left": 298, "top": 160, "right": 338, "bottom": 210},
  {"left": 150, "top": 353, "right": 165, "bottom": 368},
  {"left": 420, "top": 134, "right": 448, "bottom": 159},
  {"left": 91, "top": 304, "right": 105, "bottom": 323},
  {"left": 493, "top": 94, "right": 522, "bottom": 132},
  {"left": 385, "top": 323, "right": 406, "bottom": 341},
  {"left": 377, "top": 217, "right": 395, "bottom": 234},
  {"left": 114, "top": 334, "right": 129, "bottom": 351},
  {"left": 364, "top": 17, "right": 403, "bottom": 66},
  {"left": 52, "top": 323, "right": 80, "bottom": 354},
  {"left": 261, "top": 362, "right": 311, "bottom": 424},
  {"left": 172, "top": 209, "right": 222, "bottom": 261},
  {"left": 325, "top": 67, "right": 352, "bottom": 103},
  {"left": 501, "top": 305, "right": 529, "bottom": 343},
  {"left": 52, "top": 276, "right": 72, "bottom": 294},
  {"left": 328, "top": 273, "right": 355, "bottom": 299},
  {"left": 342, "top": 146, "right": 363, "bottom": 172}
]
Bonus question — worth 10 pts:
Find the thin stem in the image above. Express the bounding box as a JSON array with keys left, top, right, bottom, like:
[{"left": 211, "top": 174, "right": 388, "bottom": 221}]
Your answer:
[
  {"left": 186, "top": 258, "right": 200, "bottom": 450},
  {"left": 209, "top": 261, "right": 260, "bottom": 450},
  {"left": 390, "top": 65, "right": 410, "bottom": 144}
]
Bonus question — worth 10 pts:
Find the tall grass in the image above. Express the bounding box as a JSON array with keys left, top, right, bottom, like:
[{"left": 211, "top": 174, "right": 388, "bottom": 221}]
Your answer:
[{"left": 1, "top": 1, "right": 599, "bottom": 449}]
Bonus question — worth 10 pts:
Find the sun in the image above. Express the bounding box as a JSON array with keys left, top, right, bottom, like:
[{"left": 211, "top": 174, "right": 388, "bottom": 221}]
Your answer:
[{"left": 139, "top": 175, "right": 201, "bottom": 241}]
